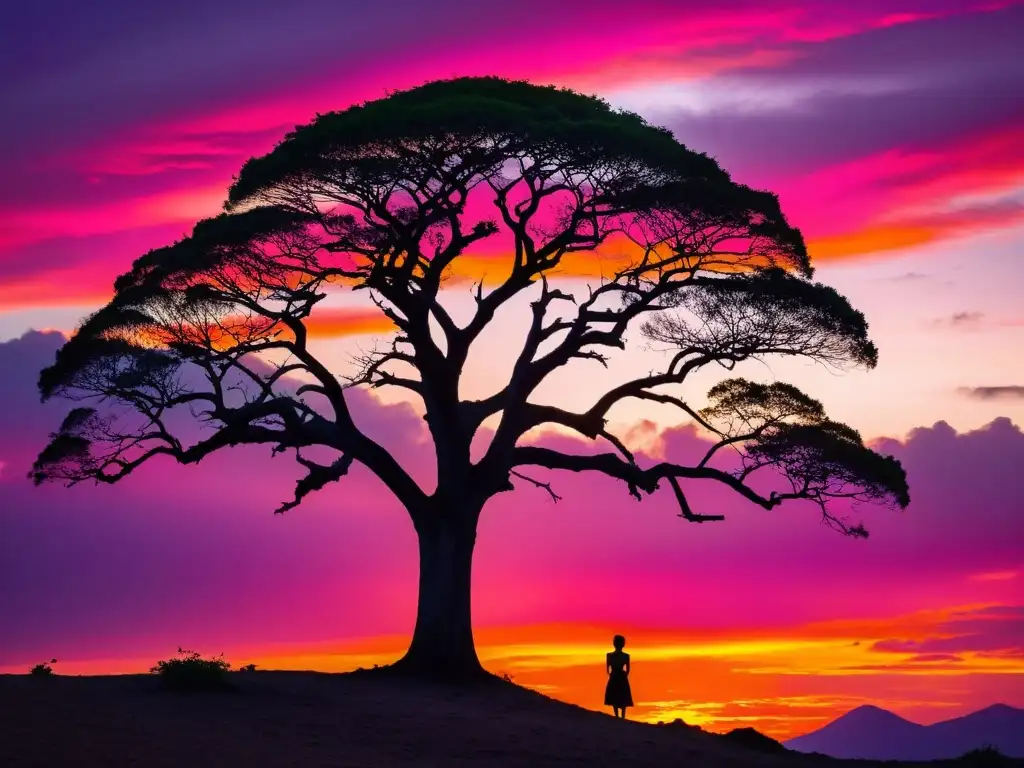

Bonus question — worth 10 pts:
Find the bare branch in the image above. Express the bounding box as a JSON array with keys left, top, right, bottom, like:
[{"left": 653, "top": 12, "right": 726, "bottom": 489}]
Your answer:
[
  {"left": 509, "top": 469, "right": 562, "bottom": 502},
  {"left": 276, "top": 452, "right": 356, "bottom": 514},
  {"left": 666, "top": 477, "right": 725, "bottom": 523}
]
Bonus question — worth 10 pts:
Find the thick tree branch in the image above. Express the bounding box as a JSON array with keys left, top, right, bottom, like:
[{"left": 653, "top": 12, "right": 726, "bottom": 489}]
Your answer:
[{"left": 511, "top": 444, "right": 785, "bottom": 512}]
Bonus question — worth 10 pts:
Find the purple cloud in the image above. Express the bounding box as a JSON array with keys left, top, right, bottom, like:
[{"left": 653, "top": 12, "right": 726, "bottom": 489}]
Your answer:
[
  {"left": 657, "top": 4, "right": 1024, "bottom": 176},
  {"left": 958, "top": 386, "right": 1024, "bottom": 400},
  {"left": 0, "top": 0, "right": 715, "bottom": 167},
  {"left": 1, "top": 2, "right": 482, "bottom": 153},
  {"left": 872, "top": 605, "right": 1024, "bottom": 656},
  {"left": 733, "top": 3, "right": 1022, "bottom": 82}
]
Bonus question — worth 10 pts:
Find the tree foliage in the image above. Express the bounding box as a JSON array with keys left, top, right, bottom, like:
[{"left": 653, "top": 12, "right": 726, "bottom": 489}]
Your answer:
[{"left": 34, "top": 76, "right": 908, "bottom": 538}]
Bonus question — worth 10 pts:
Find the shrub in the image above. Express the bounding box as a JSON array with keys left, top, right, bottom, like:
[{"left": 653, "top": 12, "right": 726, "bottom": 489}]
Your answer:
[
  {"left": 238, "top": 663, "right": 257, "bottom": 673},
  {"left": 956, "top": 745, "right": 1010, "bottom": 767},
  {"left": 150, "top": 648, "right": 232, "bottom": 691},
  {"left": 29, "top": 659, "right": 57, "bottom": 676}
]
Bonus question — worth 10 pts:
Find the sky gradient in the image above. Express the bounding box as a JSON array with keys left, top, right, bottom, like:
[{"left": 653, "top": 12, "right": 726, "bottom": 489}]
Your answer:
[{"left": 1, "top": 0, "right": 1022, "bottom": 738}]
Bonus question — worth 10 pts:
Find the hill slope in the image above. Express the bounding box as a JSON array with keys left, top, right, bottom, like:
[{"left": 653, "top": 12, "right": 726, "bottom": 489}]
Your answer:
[
  {"left": 4, "top": 672, "right": 1022, "bottom": 767},
  {"left": 1, "top": 671, "right": 795, "bottom": 768},
  {"left": 785, "top": 703, "right": 1024, "bottom": 761}
]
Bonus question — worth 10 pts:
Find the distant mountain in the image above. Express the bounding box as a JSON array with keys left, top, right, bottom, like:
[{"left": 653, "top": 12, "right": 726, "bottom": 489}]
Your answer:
[{"left": 784, "top": 703, "right": 1024, "bottom": 761}]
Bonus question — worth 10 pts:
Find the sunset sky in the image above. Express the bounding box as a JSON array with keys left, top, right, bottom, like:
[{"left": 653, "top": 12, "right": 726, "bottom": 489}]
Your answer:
[{"left": 1, "top": 0, "right": 1023, "bottom": 739}]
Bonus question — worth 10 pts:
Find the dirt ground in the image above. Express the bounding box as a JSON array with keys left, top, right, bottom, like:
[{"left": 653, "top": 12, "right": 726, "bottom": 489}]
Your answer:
[{"left": 0, "top": 672, "right": 1016, "bottom": 768}]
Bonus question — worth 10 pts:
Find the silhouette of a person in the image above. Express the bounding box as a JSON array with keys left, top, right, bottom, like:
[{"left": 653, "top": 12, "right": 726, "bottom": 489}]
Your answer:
[{"left": 604, "top": 634, "right": 633, "bottom": 719}]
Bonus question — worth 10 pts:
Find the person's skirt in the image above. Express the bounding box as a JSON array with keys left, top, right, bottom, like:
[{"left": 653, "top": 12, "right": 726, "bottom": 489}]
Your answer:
[{"left": 604, "top": 671, "right": 633, "bottom": 708}]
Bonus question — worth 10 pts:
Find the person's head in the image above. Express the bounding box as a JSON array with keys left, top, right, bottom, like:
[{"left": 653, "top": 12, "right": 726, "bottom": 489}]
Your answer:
[{"left": 613, "top": 634, "right": 626, "bottom": 650}]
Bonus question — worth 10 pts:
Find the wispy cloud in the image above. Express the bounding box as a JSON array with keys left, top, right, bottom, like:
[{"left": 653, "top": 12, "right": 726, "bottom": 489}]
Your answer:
[
  {"left": 871, "top": 605, "right": 1024, "bottom": 658},
  {"left": 958, "top": 386, "right": 1024, "bottom": 400},
  {"left": 935, "top": 311, "right": 986, "bottom": 329},
  {"left": 971, "top": 570, "right": 1020, "bottom": 582}
]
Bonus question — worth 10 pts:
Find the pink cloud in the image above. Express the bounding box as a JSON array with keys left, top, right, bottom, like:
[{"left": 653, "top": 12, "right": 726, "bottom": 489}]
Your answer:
[
  {"left": 0, "top": 184, "right": 225, "bottom": 250},
  {"left": 2, "top": 2, "right": 1021, "bottom": 313}
]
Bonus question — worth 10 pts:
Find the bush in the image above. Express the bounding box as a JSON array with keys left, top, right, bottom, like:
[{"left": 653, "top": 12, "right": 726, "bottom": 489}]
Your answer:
[
  {"left": 29, "top": 659, "right": 57, "bottom": 676},
  {"left": 956, "top": 745, "right": 1011, "bottom": 767},
  {"left": 150, "top": 648, "right": 232, "bottom": 691},
  {"left": 238, "top": 663, "right": 257, "bottom": 673}
]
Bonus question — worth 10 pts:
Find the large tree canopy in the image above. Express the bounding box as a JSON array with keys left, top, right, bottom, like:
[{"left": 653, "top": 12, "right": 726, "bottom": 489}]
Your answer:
[{"left": 34, "top": 77, "right": 908, "bottom": 677}]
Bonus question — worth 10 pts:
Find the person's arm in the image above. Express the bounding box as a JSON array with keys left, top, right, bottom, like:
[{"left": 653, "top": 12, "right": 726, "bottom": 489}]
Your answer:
[
  {"left": 606, "top": 653, "right": 612, "bottom": 676},
  {"left": 625, "top": 655, "right": 631, "bottom": 676}
]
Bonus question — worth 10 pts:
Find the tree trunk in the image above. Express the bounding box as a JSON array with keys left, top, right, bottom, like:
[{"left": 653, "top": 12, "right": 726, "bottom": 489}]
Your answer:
[{"left": 395, "top": 505, "right": 484, "bottom": 679}]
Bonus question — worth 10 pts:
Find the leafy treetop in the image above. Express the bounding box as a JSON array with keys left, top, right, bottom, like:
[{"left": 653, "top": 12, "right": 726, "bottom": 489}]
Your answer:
[{"left": 34, "top": 76, "right": 907, "bottom": 536}]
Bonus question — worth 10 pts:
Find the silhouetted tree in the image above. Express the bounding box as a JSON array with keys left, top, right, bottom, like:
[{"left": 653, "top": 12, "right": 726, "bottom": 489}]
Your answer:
[{"left": 33, "top": 78, "right": 909, "bottom": 679}]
